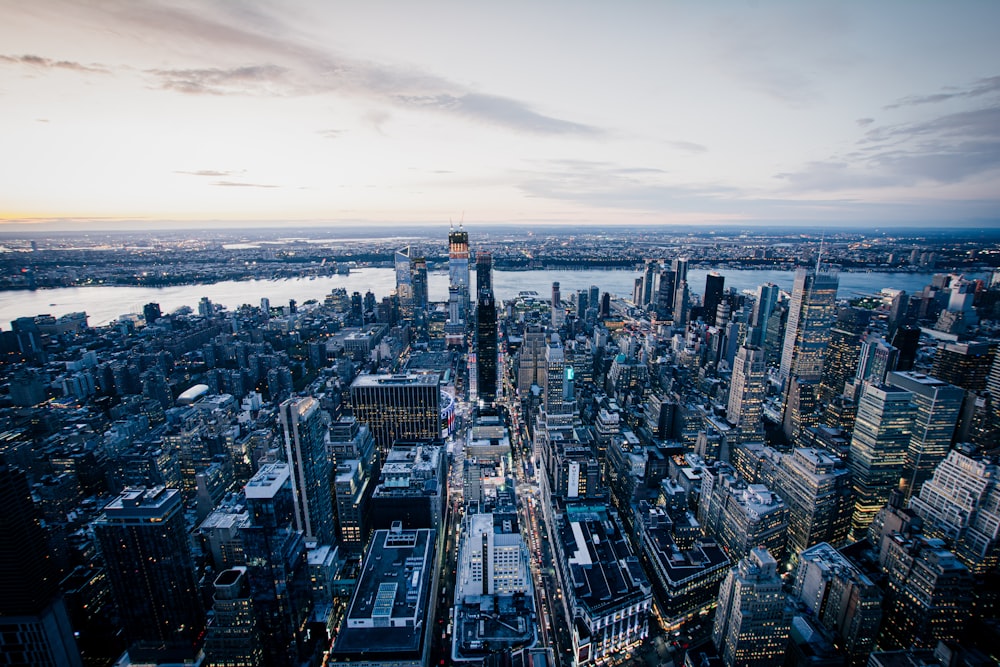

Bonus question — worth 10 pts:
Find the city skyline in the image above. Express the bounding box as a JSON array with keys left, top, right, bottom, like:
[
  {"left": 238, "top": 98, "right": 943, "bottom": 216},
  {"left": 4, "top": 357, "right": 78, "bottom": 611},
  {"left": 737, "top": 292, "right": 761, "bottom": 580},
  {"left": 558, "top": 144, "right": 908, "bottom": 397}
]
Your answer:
[{"left": 2, "top": 1, "right": 999, "bottom": 231}]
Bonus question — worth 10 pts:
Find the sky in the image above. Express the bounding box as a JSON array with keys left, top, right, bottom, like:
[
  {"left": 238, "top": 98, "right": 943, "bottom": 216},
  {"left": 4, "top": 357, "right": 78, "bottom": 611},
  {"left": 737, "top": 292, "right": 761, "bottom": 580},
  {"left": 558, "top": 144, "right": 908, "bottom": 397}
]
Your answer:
[{"left": 1, "top": 1, "right": 999, "bottom": 231}]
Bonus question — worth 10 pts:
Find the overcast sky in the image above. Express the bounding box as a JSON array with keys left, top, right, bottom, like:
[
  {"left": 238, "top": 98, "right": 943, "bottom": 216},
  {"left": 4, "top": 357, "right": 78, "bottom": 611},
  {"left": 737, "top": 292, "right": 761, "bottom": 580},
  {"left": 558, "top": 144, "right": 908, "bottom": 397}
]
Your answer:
[{"left": 2, "top": 1, "right": 999, "bottom": 230}]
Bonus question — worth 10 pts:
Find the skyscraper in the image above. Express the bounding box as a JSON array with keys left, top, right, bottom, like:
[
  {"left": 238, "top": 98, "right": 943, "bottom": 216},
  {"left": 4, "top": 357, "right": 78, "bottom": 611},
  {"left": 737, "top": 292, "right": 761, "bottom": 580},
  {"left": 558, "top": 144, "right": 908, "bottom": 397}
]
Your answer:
[
  {"left": 279, "top": 397, "right": 335, "bottom": 545},
  {"left": 727, "top": 345, "right": 766, "bottom": 443},
  {"left": 818, "top": 306, "right": 872, "bottom": 403},
  {"left": 551, "top": 281, "right": 563, "bottom": 327},
  {"left": 792, "top": 543, "right": 882, "bottom": 666},
  {"left": 886, "top": 371, "right": 963, "bottom": 500},
  {"left": 241, "top": 463, "right": 313, "bottom": 666},
  {"left": 712, "top": 547, "right": 790, "bottom": 667},
  {"left": 475, "top": 250, "right": 492, "bottom": 295},
  {"left": 703, "top": 272, "right": 725, "bottom": 326},
  {"left": 203, "top": 567, "right": 264, "bottom": 667},
  {"left": 448, "top": 226, "right": 470, "bottom": 323},
  {"left": 908, "top": 448, "right": 1000, "bottom": 575},
  {"left": 749, "top": 283, "right": 778, "bottom": 348},
  {"left": 779, "top": 267, "right": 839, "bottom": 389},
  {"left": 0, "top": 463, "right": 83, "bottom": 667},
  {"left": 394, "top": 245, "right": 412, "bottom": 314},
  {"left": 350, "top": 373, "right": 441, "bottom": 460},
  {"left": 774, "top": 448, "right": 853, "bottom": 553},
  {"left": 476, "top": 288, "right": 498, "bottom": 405},
  {"left": 411, "top": 256, "right": 428, "bottom": 316},
  {"left": 94, "top": 487, "right": 205, "bottom": 664},
  {"left": 848, "top": 383, "right": 914, "bottom": 540}
]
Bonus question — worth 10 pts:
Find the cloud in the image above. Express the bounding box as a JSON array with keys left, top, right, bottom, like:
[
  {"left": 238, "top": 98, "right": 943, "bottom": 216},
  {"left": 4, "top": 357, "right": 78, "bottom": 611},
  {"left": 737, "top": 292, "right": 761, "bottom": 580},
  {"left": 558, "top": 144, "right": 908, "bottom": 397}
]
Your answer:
[
  {"left": 883, "top": 75, "right": 1000, "bottom": 110},
  {"left": 0, "top": 53, "right": 108, "bottom": 74},
  {"left": 318, "top": 129, "right": 344, "bottom": 140},
  {"left": 176, "top": 169, "right": 242, "bottom": 177},
  {"left": 102, "top": 3, "right": 599, "bottom": 136},
  {"left": 778, "top": 100, "right": 1000, "bottom": 192},
  {"left": 516, "top": 160, "right": 736, "bottom": 211},
  {"left": 666, "top": 141, "right": 708, "bottom": 153},
  {"left": 212, "top": 180, "right": 279, "bottom": 188},
  {"left": 855, "top": 118, "right": 874, "bottom": 127},
  {"left": 148, "top": 65, "right": 291, "bottom": 96}
]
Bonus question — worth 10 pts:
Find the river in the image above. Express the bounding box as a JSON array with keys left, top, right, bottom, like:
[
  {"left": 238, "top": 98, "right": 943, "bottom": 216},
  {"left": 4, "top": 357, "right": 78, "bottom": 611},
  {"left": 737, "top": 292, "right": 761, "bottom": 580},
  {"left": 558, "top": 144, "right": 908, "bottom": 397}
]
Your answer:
[{"left": 0, "top": 268, "right": 987, "bottom": 328}]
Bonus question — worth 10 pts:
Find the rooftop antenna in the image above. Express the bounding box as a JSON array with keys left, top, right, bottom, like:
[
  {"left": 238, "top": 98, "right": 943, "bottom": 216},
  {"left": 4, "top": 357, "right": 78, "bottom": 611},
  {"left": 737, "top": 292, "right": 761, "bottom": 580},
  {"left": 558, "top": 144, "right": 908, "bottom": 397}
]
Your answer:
[{"left": 816, "top": 231, "right": 825, "bottom": 273}]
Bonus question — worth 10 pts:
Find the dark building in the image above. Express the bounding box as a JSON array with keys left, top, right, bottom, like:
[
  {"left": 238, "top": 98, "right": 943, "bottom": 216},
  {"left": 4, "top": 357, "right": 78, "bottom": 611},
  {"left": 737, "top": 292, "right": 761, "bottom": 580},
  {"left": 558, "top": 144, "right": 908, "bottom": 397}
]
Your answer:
[
  {"left": 476, "top": 287, "right": 498, "bottom": 405},
  {"left": 350, "top": 373, "right": 441, "bottom": 462},
  {"left": 143, "top": 302, "right": 162, "bottom": 324},
  {"left": 476, "top": 250, "right": 493, "bottom": 295},
  {"left": 703, "top": 272, "right": 725, "bottom": 326},
  {"left": 279, "top": 396, "right": 335, "bottom": 545},
  {"left": 93, "top": 487, "right": 205, "bottom": 664},
  {"left": 0, "top": 464, "right": 83, "bottom": 666}
]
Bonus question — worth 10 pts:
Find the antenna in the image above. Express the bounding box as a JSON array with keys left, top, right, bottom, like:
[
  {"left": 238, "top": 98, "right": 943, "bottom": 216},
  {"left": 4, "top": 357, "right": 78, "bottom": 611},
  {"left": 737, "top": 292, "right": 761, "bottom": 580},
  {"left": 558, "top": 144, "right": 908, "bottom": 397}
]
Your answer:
[{"left": 816, "top": 232, "right": 825, "bottom": 273}]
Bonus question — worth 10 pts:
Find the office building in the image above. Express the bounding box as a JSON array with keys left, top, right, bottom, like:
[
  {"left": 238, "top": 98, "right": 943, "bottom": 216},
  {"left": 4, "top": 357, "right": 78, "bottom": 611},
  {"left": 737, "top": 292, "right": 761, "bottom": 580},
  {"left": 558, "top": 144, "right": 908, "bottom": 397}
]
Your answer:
[
  {"left": 453, "top": 512, "right": 535, "bottom": 660},
  {"left": 774, "top": 448, "right": 853, "bottom": 554},
  {"left": 279, "top": 396, "right": 335, "bottom": 545},
  {"left": 350, "top": 373, "right": 441, "bottom": 460},
  {"left": 369, "top": 442, "right": 447, "bottom": 532},
  {"left": 706, "top": 481, "right": 789, "bottom": 562},
  {"left": 779, "top": 268, "right": 839, "bottom": 389},
  {"left": 792, "top": 543, "right": 882, "bottom": 666},
  {"left": 726, "top": 345, "right": 766, "bottom": 443},
  {"left": 703, "top": 272, "right": 725, "bottom": 326},
  {"left": 886, "top": 371, "right": 963, "bottom": 500},
  {"left": 332, "top": 525, "right": 436, "bottom": 666},
  {"left": 553, "top": 503, "right": 652, "bottom": 666},
  {"left": 712, "top": 547, "right": 791, "bottom": 667},
  {"left": 908, "top": 448, "right": 1000, "bottom": 575},
  {"left": 818, "top": 306, "right": 872, "bottom": 403},
  {"left": 932, "top": 341, "right": 994, "bottom": 392},
  {"left": 94, "top": 487, "right": 205, "bottom": 664},
  {"left": 0, "top": 463, "right": 83, "bottom": 667},
  {"left": 329, "top": 417, "right": 376, "bottom": 552},
  {"left": 449, "top": 226, "right": 471, "bottom": 324},
  {"left": 476, "top": 287, "right": 498, "bottom": 405},
  {"left": 395, "top": 246, "right": 412, "bottom": 315},
  {"left": 241, "top": 463, "right": 314, "bottom": 666},
  {"left": 204, "top": 567, "right": 264, "bottom": 667},
  {"left": 749, "top": 283, "right": 778, "bottom": 348},
  {"left": 551, "top": 281, "right": 563, "bottom": 327},
  {"left": 636, "top": 503, "right": 731, "bottom": 625},
  {"left": 411, "top": 256, "right": 428, "bottom": 316},
  {"left": 848, "top": 383, "right": 914, "bottom": 540},
  {"left": 879, "top": 535, "right": 973, "bottom": 650}
]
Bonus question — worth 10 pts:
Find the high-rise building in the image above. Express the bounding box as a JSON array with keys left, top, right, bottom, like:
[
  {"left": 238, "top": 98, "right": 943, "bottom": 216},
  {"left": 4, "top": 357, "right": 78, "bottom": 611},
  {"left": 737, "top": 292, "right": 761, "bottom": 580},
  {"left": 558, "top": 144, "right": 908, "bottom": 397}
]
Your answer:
[
  {"left": 932, "top": 341, "right": 994, "bottom": 392},
  {"left": 852, "top": 334, "right": 899, "bottom": 388},
  {"left": 94, "top": 487, "right": 205, "bottom": 664},
  {"left": 517, "top": 325, "right": 546, "bottom": 392},
  {"left": 779, "top": 268, "right": 839, "bottom": 389},
  {"left": 774, "top": 448, "right": 853, "bottom": 554},
  {"left": 703, "top": 272, "right": 725, "bottom": 326},
  {"left": 0, "top": 463, "right": 83, "bottom": 667},
  {"left": 203, "top": 567, "right": 264, "bottom": 667},
  {"left": 792, "top": 543, "right": 882, "bottom": 666},
  {"left": 476, "top": 288, "right": 498, "bottom": 405},
  {"left": 712, "top": 547, "right": 791, "bottom": 667},
  {"left": 551, "top": 281, "right": 563, "bottom": 327},
  {"left": 701, "top": 480, "right": 789, "bottom": 562},
  {"left": 782, "top": 376, "right": 820, "bottom": 444},
  {"left": 350, "top": 373, "right": 441, "bottom": 461},
  {"left": 448, "top": 226, "right": 470, "bottom": 323},
  {"left": 908, "top": 448, "right": 1000, "bottom": 575},
  {"left": 394, "top": 246, "right": 412, "bottom": 315},
  {"left": 279, "top": 397, "right": 335, "bottom": 545},
  {"left": 475, "top": 250, "right": 492, "bottom": 296},
  {"left": 553, "top": 503, "right": 652, "bottom": 665},
  {"left": 886, "top": 371, "right": 963, "bottom": 500},
  {"left": 727, "top": 345, "right": 766, "bottom": 443},
  {"left": 411, "top": 256, "right": 428, "bottom": 316},
  {"left": 818, "top": 306, "right": 872, "bottom": 403},
  {"left": 641, "top": 260, "right": 659, "bottom": 308},
  {"left": 329, "top": 417, "right": 376, "bottom": 552},
  {"left": 848, "top": 383, "right": 914, "bottom": 540},
  {"left": 878, "top": 535, "right": 973, "bottom": 650},
  {"left": 241, "top": 463, "right": 314, "bottom": 666},
  {"left": 749, "top": 283, "right": 778, "bottom": 348}
]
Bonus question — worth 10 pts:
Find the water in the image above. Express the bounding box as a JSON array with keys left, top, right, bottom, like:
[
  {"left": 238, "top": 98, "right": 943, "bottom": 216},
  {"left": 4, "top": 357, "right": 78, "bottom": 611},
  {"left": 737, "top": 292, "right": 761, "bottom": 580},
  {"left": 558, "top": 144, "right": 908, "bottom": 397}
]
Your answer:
[{"left": 0, "top": 268, "right": 986, "bottom": 328}]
